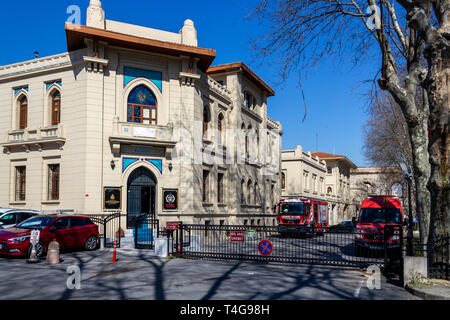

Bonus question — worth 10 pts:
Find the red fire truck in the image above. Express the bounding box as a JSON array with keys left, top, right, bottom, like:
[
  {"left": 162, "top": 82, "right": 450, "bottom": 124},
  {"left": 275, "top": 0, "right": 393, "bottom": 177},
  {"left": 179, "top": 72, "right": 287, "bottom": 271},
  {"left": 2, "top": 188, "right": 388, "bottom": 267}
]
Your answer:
[
  {"left": 277, "top": 198, "right": 329, "bottom": 236},
  {"left": 354, "top": 195, "right": 406, "bottom": 255}
]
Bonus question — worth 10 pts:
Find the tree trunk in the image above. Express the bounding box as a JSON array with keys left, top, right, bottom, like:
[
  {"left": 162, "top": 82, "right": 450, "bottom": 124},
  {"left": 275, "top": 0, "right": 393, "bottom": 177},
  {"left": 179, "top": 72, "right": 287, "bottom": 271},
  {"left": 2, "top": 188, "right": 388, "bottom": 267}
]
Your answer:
[
  {"left": 408, "top": 113, "right": 432, "bottom": 245},
  {"left": 424, "top": 36, "right": 450, "bottom": 245}
]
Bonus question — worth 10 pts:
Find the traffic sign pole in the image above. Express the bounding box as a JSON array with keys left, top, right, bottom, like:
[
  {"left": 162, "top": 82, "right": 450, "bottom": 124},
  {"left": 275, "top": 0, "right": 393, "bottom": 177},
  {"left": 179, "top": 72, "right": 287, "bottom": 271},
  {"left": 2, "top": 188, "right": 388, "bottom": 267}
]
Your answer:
[{"left": 27, "top": 230, "right": 41, "bottom": 264}]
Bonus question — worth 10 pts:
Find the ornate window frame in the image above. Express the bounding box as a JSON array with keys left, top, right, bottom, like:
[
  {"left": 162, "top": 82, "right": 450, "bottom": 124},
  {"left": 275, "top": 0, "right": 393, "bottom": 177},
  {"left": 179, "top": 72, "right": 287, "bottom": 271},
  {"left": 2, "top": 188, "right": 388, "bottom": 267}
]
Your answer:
[
  {"left": 13, "top": 90, "right": 29, "bottom": 130},
  {"left": 122, "top": 78, "right": 161, "bottom": 125},
  {"left": 45, "top": 83, "right": 63, "bottom": 127}
]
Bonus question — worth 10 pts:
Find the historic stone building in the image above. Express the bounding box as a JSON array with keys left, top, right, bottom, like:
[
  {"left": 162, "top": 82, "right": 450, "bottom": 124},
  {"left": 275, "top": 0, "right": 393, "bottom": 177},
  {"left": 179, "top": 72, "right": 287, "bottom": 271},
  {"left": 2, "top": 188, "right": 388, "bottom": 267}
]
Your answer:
[
  {"left": 0, "top": 0, "right": 282, "bottom": 228},
  {"left": 281, "top": 145, "right": 327, "bottom": 202},
  {"left": 350, "top": 166, "right": 409, "bottom": 214},
  {"left": 310, "top": 152, "right": 358, "bottom": 224}
]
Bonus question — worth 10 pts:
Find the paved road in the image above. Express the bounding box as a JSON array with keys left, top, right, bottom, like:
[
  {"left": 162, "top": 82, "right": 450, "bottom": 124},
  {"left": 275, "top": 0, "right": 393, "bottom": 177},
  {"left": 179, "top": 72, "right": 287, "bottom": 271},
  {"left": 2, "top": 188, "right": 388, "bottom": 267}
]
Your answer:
[{"left": 0, "top": 249, "right": 417, "bottom": 300}]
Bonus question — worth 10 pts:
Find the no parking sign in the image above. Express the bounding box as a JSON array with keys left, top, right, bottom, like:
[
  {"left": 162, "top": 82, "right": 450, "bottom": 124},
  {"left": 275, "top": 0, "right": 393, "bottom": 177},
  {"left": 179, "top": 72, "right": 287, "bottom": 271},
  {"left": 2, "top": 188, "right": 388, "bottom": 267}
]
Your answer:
[
  {"left": 258, "top": 240, "right": 273, "bottom": 256},
  {"left": 30, "top": 230, "right": 40, "bottom": 245}
]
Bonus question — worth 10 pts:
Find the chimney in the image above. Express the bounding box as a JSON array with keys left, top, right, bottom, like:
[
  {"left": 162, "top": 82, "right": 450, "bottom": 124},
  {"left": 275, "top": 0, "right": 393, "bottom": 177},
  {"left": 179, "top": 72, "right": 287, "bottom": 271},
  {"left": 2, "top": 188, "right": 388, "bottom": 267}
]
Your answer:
[
  {"left": 86, "top": 0, "right": 105, "bottom": 29},
  {"left": 180, "top": 19, "right": 198, "bottom": 46}
]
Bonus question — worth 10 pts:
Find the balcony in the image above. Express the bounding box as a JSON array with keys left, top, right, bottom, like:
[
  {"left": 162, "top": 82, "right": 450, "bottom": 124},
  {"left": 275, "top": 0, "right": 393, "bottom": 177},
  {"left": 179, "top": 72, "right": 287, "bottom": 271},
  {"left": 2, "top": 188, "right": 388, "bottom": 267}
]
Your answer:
[
  {"left": 3, "top": 125, "right": 65, "bottom": 153},
  {"left": 110, "top": 121, "right": 176, "bottom": 159}
]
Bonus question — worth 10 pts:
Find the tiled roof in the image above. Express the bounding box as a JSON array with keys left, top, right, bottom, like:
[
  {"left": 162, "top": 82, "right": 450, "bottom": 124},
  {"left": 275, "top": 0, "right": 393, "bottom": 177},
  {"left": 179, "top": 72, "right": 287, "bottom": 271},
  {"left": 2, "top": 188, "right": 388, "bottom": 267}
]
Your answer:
[
  {"left": 206, "top": 62, "right": 275, "bottom": 97},
  {"left": 311, "top": 152, "right": 357, "bottom": 169}
]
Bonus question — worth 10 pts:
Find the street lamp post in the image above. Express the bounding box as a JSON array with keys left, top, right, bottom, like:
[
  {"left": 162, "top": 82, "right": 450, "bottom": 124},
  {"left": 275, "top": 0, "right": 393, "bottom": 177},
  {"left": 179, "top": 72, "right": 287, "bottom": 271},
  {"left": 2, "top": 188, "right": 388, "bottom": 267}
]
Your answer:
[
  {"left": 406, "top": 176, "right": 414, "bottom": 256},
  {"left": 400, "top": 163, "right": 414, "bottom": 256}
]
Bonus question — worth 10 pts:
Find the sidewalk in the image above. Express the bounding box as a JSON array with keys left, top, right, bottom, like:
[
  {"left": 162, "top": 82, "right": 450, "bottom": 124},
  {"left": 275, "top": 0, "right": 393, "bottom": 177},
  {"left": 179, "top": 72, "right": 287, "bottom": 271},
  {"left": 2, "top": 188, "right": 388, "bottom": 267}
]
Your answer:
[{"left": 405, "top": 278, "right": 450, "bottom": 300}]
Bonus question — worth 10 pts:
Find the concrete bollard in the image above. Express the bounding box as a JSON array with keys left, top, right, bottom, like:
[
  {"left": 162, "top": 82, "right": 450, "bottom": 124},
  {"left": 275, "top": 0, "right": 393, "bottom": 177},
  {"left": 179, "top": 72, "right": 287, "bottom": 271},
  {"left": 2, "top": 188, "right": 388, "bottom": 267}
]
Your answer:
[{"left": 46, "top": 239, "right": 60, "bottom": 264}]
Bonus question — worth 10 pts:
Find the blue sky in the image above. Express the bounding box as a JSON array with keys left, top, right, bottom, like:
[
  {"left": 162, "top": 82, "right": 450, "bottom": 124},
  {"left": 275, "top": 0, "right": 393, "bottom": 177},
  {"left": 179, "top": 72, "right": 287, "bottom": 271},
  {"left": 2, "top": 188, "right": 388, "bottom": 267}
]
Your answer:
[{"left": 0, "top": 0, "right": 380, "bottom": 166}]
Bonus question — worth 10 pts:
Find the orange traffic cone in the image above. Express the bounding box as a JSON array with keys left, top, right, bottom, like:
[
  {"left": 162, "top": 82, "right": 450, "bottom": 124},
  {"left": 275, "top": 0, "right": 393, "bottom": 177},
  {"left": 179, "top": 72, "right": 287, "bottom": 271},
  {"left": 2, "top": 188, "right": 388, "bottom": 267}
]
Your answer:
[{"left": 112, "top": 240, "right": 117, "bottom": 263}]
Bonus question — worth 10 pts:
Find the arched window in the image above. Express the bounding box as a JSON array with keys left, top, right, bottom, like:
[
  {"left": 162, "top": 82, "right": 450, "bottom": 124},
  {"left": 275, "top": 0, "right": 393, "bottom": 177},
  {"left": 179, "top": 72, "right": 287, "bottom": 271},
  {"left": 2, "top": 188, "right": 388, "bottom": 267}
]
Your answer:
[
  {"left": 327, "top": 187, "right": 332, "bottom": 194},
  {"left": 244, "top": 91, "right": 255, "bottom": 110},
  {"left": 247, "top": 180, "right": 253, "bottom": 204},
  {"left": 281, "top": 172, "right": 286, "bottom": 190},
  {"left": 248, "top": 125, "right": 254, "bottom": 157},
  {"left": 51, "top": 91, "right": 61, "bottom": 125},
  {"left": 241, "top": 123, "right": 247, "bottom": 157},
  {"left": 241, "top": 179, "right": 246, "bottom": 204},
  {"left": 18, "top": 96, "right": 28, "bottom": 129},
  {"left": 203, "top": 106, "right": 210, "bottom": 138},
  {"left": 218, "top": 113, "right": 224, "bottom": 145},
  {"left": 127, "top": 85, "right": 157, "bottom": 124},
  {"left": 392, "top": 183, "right": 403, "bottom": 198},
  {"left": 255, "top": 182, "right": 259, "bottom": 204}
]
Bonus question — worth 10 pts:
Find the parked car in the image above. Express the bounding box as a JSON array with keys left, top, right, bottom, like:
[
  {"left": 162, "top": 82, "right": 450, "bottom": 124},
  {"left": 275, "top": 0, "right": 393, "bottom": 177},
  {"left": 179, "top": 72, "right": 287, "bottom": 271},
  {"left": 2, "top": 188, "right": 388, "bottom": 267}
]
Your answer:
[
  {"left": 328, "top": 220, "right": 356, "bottom": 231},
  {"left": 0, "top": 214, "right": 99, "bottom": 258},
  {"left": 339, "top": 220, "right": 356, "bottom": 228},
  {"left": 0, "top": 209, "right": 42, "bottom": 230}
]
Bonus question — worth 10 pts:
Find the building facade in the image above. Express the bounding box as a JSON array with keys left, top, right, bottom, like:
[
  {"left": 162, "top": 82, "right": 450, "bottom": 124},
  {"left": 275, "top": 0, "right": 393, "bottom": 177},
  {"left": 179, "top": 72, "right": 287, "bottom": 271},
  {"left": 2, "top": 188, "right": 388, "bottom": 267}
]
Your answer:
[
  {"left": 310, "top": 152, "right": 358, "bottom": 225},
  {"left": 281, "top": 145, "right": 327, "bottom": 201},
  {"left": 350, "top": 166, "right": 408, "bottom": 214},
  {"left": 0, "top": 0, "right": 282, "bottom": 228}
]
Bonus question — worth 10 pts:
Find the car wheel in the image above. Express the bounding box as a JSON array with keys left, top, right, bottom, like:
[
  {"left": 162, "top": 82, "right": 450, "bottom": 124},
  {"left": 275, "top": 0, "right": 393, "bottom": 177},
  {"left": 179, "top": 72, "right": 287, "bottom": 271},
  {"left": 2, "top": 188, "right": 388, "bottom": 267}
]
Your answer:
[
  {"left": 28, "top": 242, "right": 46, "bottom": 258},
  {"left": 85, "top": 236, "right": 99, "bottom": 251}
]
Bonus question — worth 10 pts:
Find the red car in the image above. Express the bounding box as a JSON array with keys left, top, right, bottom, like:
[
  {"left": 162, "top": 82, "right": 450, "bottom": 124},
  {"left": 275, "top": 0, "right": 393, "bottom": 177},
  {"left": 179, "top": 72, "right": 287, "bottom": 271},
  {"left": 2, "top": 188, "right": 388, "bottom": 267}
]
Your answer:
[{"left": 0, "top": 214, "right": 99, "bottom": 258}]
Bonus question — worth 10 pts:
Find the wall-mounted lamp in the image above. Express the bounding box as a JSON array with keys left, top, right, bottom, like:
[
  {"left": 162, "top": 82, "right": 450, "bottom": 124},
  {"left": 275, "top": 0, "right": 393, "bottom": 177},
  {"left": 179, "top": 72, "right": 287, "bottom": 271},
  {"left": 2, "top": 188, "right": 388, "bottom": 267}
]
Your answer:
[
  {"left": 168, "top": 162, "right": 173, "bottom": 172},
  {"left": 110, "top": 160, "right": 116, "bottom": 170}
]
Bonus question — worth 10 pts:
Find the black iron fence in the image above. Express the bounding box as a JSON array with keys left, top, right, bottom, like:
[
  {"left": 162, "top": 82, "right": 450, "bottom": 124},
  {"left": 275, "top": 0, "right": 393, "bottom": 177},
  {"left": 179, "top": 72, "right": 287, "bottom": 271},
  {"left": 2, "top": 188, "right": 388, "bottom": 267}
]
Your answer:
[
  {"left": 404, "top": 234, "right": 449, "bottom": 280},
  {"left": 428, "top": 235, "right": 449, "bottom": 280},
  {"left": 173, "top": 223, "right": 403, "bottom": 270},
  {"left": 82, "top": 213, "right": 158, "bottom": 249}
]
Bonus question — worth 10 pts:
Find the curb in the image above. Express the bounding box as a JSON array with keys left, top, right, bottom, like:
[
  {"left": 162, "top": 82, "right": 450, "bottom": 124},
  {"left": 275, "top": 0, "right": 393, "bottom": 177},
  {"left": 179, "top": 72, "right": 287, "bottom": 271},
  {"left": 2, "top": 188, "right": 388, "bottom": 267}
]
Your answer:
[
  {"left": 103, "top": 247, "right": 164, "bottom": 257},
  {"left": 405, "top": 284, "right": 450, "bottom": 300}
]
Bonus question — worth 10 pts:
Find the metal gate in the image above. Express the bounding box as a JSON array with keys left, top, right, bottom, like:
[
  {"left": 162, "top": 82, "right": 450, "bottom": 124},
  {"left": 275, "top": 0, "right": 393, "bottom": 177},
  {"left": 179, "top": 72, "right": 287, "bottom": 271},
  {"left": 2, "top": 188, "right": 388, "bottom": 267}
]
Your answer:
[
  {"left": 173, "top": 223, "right": 403, "bottom": 271},
  {"left": 84, "top": 212, "right": 125, "bottom": 248},
  {"left": 134, "top": 214, "right": 159, "bottom": 249},
  {"left": 84, "top": 212, "right": 157, "bottom": 249}
]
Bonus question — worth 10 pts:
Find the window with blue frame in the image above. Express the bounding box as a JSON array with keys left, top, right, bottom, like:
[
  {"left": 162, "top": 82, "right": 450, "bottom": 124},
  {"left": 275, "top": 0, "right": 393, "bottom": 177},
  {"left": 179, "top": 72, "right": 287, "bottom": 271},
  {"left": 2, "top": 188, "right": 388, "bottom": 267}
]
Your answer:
[{"left": 127, "top": 85, "right": 157, "bottom": 124}]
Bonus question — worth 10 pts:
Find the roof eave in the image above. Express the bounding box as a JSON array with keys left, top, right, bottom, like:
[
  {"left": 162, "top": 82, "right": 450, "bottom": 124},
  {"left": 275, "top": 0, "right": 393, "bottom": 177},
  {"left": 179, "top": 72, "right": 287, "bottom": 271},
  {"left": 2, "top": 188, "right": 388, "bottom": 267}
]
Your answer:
[
  {"left": 207, "top": 62, "right": 275, "bottom": 97},
  {"left": 65, "top": 23, "right": 216, "bottom": 72}
]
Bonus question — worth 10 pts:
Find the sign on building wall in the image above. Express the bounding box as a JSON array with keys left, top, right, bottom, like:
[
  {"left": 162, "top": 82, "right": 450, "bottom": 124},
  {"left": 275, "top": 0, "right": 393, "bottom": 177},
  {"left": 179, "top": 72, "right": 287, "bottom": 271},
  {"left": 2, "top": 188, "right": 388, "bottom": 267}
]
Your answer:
[
  {"left": 163, "top": 189, "right": 178, "bottom": 211},
  {"left": 121, "top": 145, "right": 165, "bottom": 157},
  {"left": 104, "top": 187, "right": 122, "bottom": 210}
]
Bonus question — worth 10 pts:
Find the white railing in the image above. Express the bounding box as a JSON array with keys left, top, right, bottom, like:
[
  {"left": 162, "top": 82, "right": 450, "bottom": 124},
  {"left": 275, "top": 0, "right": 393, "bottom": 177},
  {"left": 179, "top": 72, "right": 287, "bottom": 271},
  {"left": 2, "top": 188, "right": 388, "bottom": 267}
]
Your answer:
[
  {"left": 267, "top": 117, "right": 281, "bottom": 129},
  {"left": 207, "top": 77, "right": 232, "bottom": 100},
  {"left": 7, "top": 124, "right": 64, "bottom": 143},
  {"left": 40, "top": 125, "right": 63, "bottom": 138},
  {"left": 8, "top": 130, "right": 25, "bottom": 142}
]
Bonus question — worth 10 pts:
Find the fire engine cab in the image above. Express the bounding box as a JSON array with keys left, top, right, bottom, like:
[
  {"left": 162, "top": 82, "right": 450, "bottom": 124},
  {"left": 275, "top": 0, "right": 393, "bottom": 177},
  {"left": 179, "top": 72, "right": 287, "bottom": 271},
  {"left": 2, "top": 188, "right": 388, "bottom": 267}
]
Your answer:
[{"left": 277, "top": 198, "right": 329, "bottom": 235}]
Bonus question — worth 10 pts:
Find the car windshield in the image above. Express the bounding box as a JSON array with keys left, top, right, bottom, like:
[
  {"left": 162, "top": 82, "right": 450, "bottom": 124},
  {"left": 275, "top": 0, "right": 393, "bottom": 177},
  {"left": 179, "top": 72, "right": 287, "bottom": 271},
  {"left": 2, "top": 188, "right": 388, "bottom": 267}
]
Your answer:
[
  {"left": 16, "top": 216, "right": 56, "bottom": 230},
  {"left": 358, "top": 208, "right": 402, "bottom": 224},
  {"left": 280, "top": 203, "right": 306, "bottom": 216}
]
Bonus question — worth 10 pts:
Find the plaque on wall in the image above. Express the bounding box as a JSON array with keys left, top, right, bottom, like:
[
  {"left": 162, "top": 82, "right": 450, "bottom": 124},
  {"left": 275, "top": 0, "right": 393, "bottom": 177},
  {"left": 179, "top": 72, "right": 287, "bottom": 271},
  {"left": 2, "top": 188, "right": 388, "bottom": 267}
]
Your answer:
[
  {"left": 104, "top": 187, "right": 122, "bottom": 210},
  {"left": 121, "top": 145, "right": 165, "bottom": 157},
  {"left": 163, "top": 189, "right": 178, "bottom": 211}
]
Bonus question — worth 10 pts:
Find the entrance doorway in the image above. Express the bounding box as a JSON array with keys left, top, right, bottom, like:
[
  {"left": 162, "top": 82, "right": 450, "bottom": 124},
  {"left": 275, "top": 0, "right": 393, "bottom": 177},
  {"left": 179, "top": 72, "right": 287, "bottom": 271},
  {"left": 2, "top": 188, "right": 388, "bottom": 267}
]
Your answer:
[{"left": 127, "top": 166, "right": 157, "bottom": 229}]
